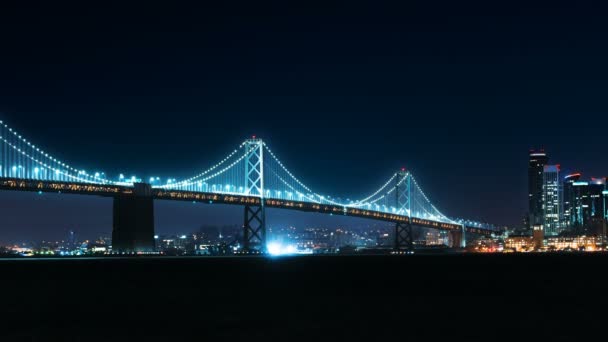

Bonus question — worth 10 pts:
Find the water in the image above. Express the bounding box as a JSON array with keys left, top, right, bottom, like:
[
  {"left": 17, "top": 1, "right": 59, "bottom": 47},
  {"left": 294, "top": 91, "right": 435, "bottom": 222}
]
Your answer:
[{"left": 0, "top": 254, "right": 604, "bottom": 340}]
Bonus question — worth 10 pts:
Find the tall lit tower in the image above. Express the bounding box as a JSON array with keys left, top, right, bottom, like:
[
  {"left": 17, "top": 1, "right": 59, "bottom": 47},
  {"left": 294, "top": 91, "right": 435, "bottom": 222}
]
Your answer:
[
  {"left": 528, "top": 150, "right": 548, "bottom": 230},
  {"left": 563, "top": 173, "right": 582, "bottom": 230},
  {"left": 543, "top": 165, "right": 561, "bottom": 236}
]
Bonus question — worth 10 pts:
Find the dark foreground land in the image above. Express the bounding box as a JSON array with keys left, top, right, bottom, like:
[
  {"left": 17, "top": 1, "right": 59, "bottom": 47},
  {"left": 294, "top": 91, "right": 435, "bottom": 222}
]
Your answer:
[{"left": 0, "top": 254, "right": 606, "bottom": 341}]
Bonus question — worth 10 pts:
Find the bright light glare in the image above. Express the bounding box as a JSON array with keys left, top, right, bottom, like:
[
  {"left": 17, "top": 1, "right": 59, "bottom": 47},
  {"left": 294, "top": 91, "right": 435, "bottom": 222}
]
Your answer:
[
  {"left": 267, "top": 242, "right": 301, "bottom": 256},
  {"left": 267, "top": 243, "right": 282, "bottom": 255}
]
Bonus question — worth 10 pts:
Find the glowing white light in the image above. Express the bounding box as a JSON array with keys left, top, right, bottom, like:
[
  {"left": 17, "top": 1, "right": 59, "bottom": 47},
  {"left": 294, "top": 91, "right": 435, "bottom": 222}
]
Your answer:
[
  {"left": 267, "top": 242, "right": 299, "bottom": 256},
  {"left": 267, "top": 243, "right": 283, "bottom": 256}
]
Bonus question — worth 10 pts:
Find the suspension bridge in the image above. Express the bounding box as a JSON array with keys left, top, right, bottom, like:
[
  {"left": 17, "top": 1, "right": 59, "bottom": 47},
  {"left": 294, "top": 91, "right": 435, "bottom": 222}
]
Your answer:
[{"left": 0, "top": 119, "right": 499, "bottom": 253}]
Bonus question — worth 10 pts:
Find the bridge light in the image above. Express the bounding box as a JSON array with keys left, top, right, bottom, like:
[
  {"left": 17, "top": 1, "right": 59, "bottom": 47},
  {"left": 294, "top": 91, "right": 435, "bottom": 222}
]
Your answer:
[
  {"left": 150, "top": 177, "right": 156, "bottom": 183},
  {"left": 34, "top": 168, "right": 39, "bottom": 173},
  {"left": 119, "top": 174, "right": 124, "bottom": 180},
  {"left": 95, "top": 172, "right": 100, "bottom": 178}
]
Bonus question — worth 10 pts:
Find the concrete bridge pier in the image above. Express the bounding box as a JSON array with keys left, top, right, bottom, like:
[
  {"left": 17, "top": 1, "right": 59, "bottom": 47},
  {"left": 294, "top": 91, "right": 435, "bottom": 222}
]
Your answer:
[
  {"left": 448, "top": 227, "right": 466, "bottom": 248},
  {"left": 112, "top": 183, "right": 155, "bottom": 252}
]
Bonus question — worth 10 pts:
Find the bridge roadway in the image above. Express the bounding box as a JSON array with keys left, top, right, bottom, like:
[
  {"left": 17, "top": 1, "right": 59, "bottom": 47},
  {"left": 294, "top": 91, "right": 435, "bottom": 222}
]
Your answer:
[{"left": 0, "top": 177, "right": 493, "bottom": 237}]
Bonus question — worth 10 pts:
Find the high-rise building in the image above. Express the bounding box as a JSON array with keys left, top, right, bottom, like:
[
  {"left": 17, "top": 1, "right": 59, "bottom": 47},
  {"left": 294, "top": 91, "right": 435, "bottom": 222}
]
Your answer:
[
  {"left": 528, "top": 150, "right": 548, "bottom": 230},
  {"left": 563, "top": 173, "right": 582, "bottom": 229},
  {"left": 588, "top": 178, "right": 606, "bottom": 236},
  {"left": 603, "top": 182, "right": 608, "bottom": 242},
  {"left": 572, "top": 180, "right": 589, "bottom": 232},
  {"left": 543, "top": 165, "right": 561, "bottom": 236},
  {"left": 563, "top": 176, "right": 606, "bottom": 236}
]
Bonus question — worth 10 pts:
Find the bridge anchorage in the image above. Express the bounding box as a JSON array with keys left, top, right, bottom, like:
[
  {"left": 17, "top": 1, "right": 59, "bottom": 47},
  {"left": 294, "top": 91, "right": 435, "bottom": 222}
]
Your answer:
[{"left": 0, "top": 119, "right": 500, "bottom": 254}]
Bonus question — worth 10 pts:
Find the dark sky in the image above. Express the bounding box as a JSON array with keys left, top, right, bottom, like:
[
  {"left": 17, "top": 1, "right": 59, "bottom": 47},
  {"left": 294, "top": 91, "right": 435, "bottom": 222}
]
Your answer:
[{"left": 1, "top": 1, "right": 607, "bottom": 242}]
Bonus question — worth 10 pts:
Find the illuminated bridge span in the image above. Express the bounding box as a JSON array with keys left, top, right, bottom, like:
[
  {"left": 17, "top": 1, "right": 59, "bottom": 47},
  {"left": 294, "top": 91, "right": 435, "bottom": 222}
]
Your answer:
[{"left": 0, "top": 120, "right": 498, "bottom": 252}]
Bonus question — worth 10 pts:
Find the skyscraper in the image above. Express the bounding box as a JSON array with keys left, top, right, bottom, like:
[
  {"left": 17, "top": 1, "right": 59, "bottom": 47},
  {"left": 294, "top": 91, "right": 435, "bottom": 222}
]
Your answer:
[
  {"left": 543, "top": 165, "right": 561, "bottom": 236},
  {"left": 563, "top": 176, "right": 606, "bottom": 235},
  {"left": 563, "top": 173, "right": 582, "bottom": 229},
  {"left": 528, "top": 150, "right": 548, "bottom": 230}
]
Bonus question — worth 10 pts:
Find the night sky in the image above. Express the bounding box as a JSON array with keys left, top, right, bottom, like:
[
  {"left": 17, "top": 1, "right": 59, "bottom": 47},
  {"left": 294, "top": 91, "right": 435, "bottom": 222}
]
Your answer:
[{"left": 1, "top": 1, "right": 607, "bottom": 242}]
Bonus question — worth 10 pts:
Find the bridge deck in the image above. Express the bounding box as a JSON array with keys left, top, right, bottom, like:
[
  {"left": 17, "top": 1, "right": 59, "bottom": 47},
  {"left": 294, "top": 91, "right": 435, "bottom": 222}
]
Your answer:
[{"left": 0, "top": 178, "right": 496, "bottom": 236}]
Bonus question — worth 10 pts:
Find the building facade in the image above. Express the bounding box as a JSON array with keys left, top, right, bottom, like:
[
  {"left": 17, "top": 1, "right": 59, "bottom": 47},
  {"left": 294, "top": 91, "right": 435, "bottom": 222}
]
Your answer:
[
  {"left": 528, "top": 150, "right": 548, "bottom": 230},
  {"left": 562, "top": 177, "right": 605, "bottom": 235},
  {"left": 543, "top": 165, "right": 561, "bottom": 236},
  {"left": 504, "top": 235, "right": 602, "bottom": 252},
  {"left": 563, "top": 173, "right": 582, "bottom": 229}
]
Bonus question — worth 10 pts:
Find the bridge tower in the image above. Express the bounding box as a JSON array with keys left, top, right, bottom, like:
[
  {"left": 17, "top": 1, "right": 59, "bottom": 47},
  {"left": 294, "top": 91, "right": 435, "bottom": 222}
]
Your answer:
[
  {"left": 243, "top": 138, "right": 266, "bottom": 253},
  {"left": 394, "top": 170, "right": 413, "bottom": 251}
]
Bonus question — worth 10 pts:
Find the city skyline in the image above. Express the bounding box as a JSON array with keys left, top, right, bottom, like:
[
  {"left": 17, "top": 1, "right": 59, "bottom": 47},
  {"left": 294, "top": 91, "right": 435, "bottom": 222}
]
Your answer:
[
  {"left": 2, "top": 1, "right": 608, "bottom": 237},
  {"left": 527, "top": 148, "right": 607, "bottom": 239}
]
